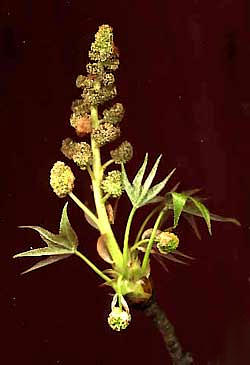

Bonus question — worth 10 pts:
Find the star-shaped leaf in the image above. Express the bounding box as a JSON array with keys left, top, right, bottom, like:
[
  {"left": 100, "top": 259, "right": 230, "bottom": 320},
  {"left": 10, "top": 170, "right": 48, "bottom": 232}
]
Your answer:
[
  {"left": 13, "top": 202, "right": 78, "bottom": 274},
  {"left": 121, "top": 154, "right": 175, "bottom": 208},
  {"left": 154, "top": 190, "right": 240, "bottom": 236}
]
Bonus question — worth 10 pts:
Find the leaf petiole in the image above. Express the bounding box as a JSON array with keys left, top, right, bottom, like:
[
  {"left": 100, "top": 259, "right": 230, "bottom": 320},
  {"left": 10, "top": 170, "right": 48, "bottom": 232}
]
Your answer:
[
  {"left": 69, "top": 192, "right": 100, "bottom": 229},
  {"left": 75, "top": 250, "right": 111, "bottom": 283}
]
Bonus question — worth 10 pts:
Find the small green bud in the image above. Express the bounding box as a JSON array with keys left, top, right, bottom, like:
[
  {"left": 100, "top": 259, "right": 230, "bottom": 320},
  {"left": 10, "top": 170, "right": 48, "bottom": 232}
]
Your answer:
[
  {"left": 72, "top": 142, "right": 92, "bottom": 170},
  {"left": 157, "top": 232, "right": 179, "bottom": 254},
  {"left": 92, "top": 122, "right": 120, "bottom": 147},
  {"left": 50, "top": 161, "right": 75, "bottom": 198},
  {"left": 108, "top": 307, "right": 131, "bottom": 331},
  {"left": 102, "top": 103, "right": 124, "bottom": 124},
  {"left": 110, "top": 141, "right": 133, "bottom": 164},
  {"left": 101, "top": 170, "right": 123, "bottom": 197}
]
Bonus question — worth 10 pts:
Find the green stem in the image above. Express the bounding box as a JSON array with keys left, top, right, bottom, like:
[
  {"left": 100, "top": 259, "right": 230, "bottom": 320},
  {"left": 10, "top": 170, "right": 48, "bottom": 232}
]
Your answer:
[
  {"left": 135, "top": 205, "right": 161, "bottom": 244},
  {"left": 90, "top": 106, "right": 123, "bottom": 271},
  {"left": 122, "top": 206, "right": 137, "bottom": 270},
  {"left": 102, "top": 159, "right": 114, "bottom": 171},
  {"left": 130, "top": 239, "right": 149, "bottom": 253},
  {"left": 141, "top": 208, "right": 167, "bottom": 275},
  {"left": 69, "top": 192, "right": 99, "bottom": 228},
  {"left": 75, "top": 250, "right": 111, "bottom": 283},
  {"left": 87, "top": 165, "right": 94, "bottom": 180},
  {"left": 102, "top": 193, "right": 111, "bottom": 204}
]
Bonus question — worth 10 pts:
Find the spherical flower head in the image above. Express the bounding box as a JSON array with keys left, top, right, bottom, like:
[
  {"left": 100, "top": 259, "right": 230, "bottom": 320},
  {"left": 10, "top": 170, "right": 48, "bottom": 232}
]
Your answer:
[
  {"left": 101, "top": 170, "right": 123, "bottom": 197},
  {"left": 110, "top": 141, "right": 133, "bottom": 164},
  {"left": 89, "top": 25, "right": 114, "bottom": 63},
  {"left": 72, "top": 142, "right": 92, "bottom": 170},
  {"left": 108, "top": 307, "right": 131, "bottom": 331},
  {"left": 50, "top": 161, "right": 75, "bottom": 198},
  {"left": 92, "top": 122, "right": 120, "bottom": 147},
  {"left": 102, "top": 103, "right": 124, "bottom": 125},
  {"left": 156, "top": 232, "right": 179, "bottom": 254}
]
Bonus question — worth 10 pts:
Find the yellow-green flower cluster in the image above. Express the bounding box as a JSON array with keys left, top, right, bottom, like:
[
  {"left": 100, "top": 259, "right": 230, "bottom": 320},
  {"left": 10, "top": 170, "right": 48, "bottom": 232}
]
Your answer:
[
  {"left": 92, "top": 122, "right": 120, "bottom": 147},
  {"left": 110, "top": 141, "right": 133, "bottom": 164},
  {"left": 88, "top": 24, "right": 119, "bottom": 68},
  {"left": 50, "top": 161, "right": 75, "bottom": 198},
  {"left": 72, "top": 142, "right": 92, "bottom": 170},
  {"left": 102, "top": 103, "right": 124, "bottom": 125},
  {"left": 108, "top": 307, "right": 131, "bottom": 331},
  {"left": 156, "top": 232, "right": 179, "bottom": 254},
  {"left": 101, "top": 170, "right": 123, "bottom": 197},
  {"left": 81, "top": 83, "right": 117, "bottom": 107},
  {"left": 61, "top": 138, "right": 92, "bottom": 170},
  {"left": 107, "top": 293, "right": 131, "bottom": 331},
  {"left": 70, "top": 99, "right": 89, "bottom": 120},
  {"left": 69, "top": 25, "right": 120, "bottom": 127}
]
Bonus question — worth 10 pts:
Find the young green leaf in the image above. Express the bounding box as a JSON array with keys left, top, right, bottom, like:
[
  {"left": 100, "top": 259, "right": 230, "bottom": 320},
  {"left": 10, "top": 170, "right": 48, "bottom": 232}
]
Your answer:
[
  {"left": 13, "top": 247, "right": 71, "bottom": 258},
  {"left": 188, "top": 196, "right": 212, "bottom": 235},
  {"left": 122, "top": 154, "right": 175, "bottom": 208},
  {"left": 14, "top": 202, "right": 78, "bottom": 274},
  {"left": 59, "top": 202, "right": 78, "bottom": 249},
  {"left": 140, "top": 155, "right": 162, "bottom": 195},
  {"left": 139, "top": 168, "right": 176, "bottom": 207},
  {"left": 171, "top": 192, "right": 188, "bottom": 228},
  {"left": 121, "top": 163, "right": 136, "bottom": 205},
  {"left": 19, "top": 255, "right": 71, "bottom": 275},
  {"left": 132, "top": 153, "right": 148, "bottom": 197}
]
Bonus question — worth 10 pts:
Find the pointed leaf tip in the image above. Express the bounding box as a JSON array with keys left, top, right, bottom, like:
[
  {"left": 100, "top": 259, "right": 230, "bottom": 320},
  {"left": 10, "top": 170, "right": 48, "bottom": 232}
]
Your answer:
[
  {"left": 59, "top": 202, "right": 78, "bottom": 249},
  {"left": 171, "top": 192, "right": 188, "bottom": 228},
  {"left": 189, "top": 196, "right": 212, "bottom": 235}
]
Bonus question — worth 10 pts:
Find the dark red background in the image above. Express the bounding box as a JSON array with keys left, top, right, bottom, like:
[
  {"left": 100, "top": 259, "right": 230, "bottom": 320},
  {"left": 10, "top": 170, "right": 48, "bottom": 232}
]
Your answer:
[{"left": 1, "top": 1, "right": 250, "bottom": 364}]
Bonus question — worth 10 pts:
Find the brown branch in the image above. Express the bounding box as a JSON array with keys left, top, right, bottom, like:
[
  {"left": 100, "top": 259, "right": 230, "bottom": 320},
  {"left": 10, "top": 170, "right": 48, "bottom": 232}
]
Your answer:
[{"left": 132, "top": 291, "right": 194, "bottom": 365}]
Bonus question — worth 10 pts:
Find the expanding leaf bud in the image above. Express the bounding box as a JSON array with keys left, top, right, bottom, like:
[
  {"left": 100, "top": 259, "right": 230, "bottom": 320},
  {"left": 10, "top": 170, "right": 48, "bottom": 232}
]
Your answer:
[
  {"left": 88, "top": 25, "right": 114, "bottom": 62},
  {"left": 102, "top": 103, "right": 124, "bottom": 124},
  {"left": 156, "top": 232, "right": 179, "bottom": 254},
  {"left": 50, "top": 161, "right": 75, "bottom": 198},
  {"left": 101, "top": 170, "right": 123, "bottom": 197},
  {"left": 110, "top": 141, "right": 133, "bottom": 164},
  {"left": 72, "top": 142, "right": 92, "bottom": 170},
  {"left": 92, "top": 122, "right": 120, "bottom": 147},
  {"left": 108, "top": 307, "right": 131, "bottom": 331}
]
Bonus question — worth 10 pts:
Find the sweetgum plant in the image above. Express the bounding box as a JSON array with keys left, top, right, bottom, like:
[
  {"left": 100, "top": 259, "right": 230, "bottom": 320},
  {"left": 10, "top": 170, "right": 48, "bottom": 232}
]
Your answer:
[{"left": 14, "top": 25, "right": 241, "bottom": 364}]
